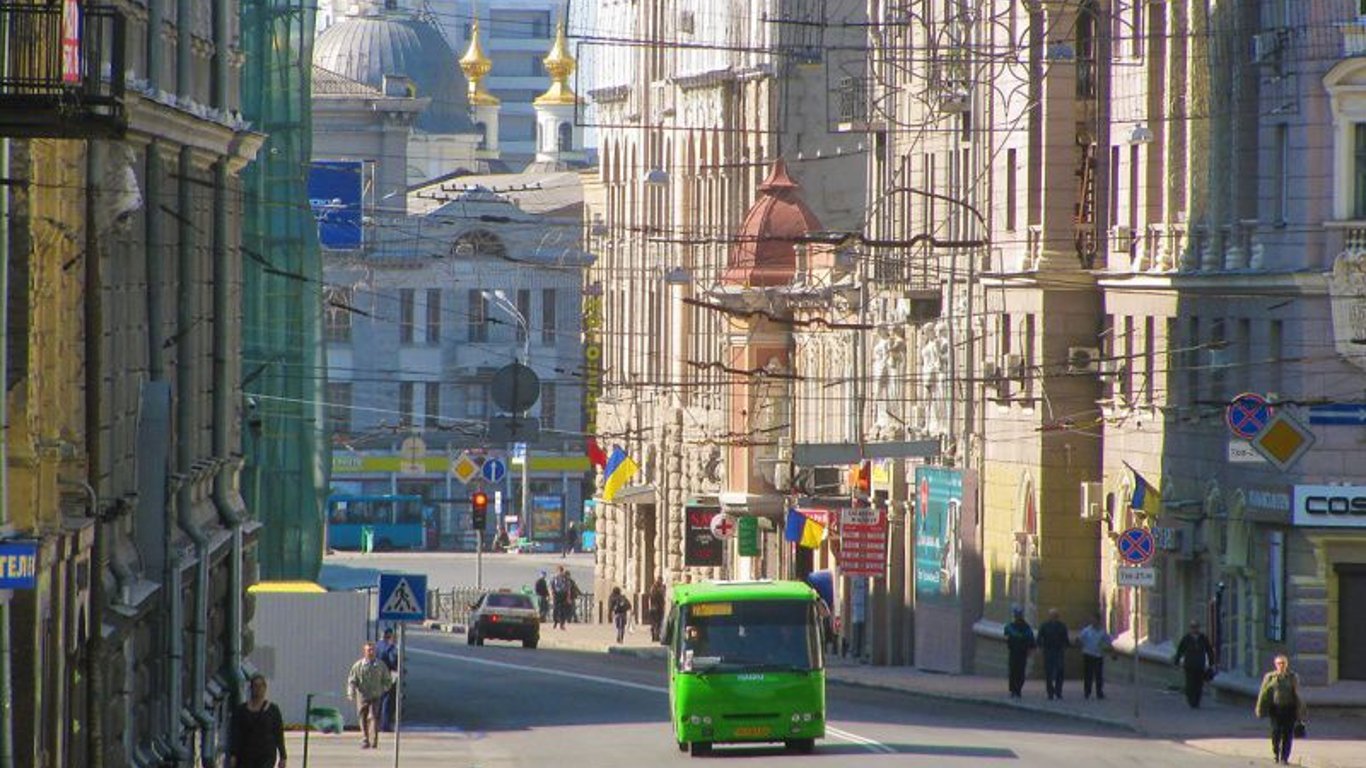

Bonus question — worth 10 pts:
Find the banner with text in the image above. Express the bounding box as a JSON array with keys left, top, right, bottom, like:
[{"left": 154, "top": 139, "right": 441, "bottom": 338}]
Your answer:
[{"left": 839, "top": 505, "right": 888, "bottom": 578}]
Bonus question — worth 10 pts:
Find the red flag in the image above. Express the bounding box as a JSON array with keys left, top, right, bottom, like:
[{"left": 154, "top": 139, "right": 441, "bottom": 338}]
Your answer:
[{"left": 586, "top": 436, "right": 608, "bottom": 468}]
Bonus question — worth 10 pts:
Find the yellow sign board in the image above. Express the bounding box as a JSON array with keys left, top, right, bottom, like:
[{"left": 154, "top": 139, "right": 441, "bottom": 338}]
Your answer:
[{"left": 1250, "top": 412, "right": 1315, "bottom": 471}]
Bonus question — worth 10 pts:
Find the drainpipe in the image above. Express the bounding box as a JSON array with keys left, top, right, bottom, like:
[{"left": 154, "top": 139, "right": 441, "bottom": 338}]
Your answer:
[
  {"left": 58, "top": 481, "right": 101, "bottom": 765},
  {"left": 210, "top": 156, "right": 247, "bottom": 765},
  {"left": 175, "top": 144, "right": 209, "bottom": 767},
  {"left": 1, "top": 134, "right": 15, "bottom": 768}
]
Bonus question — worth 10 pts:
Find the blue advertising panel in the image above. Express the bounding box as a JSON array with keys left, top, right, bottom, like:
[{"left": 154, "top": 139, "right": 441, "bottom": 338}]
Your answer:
[
  {"left": 914, "top": 466, "right": 963, "bottom": 606},
  {"left": 0, "top": 541, "right": 39, "bottom": 590},
  {"left": 308, "top": 161, "right": 364, "bottom": 249}
]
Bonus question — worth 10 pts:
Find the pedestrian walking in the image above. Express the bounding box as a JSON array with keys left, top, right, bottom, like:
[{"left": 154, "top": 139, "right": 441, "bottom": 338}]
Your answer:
[
  {"left": 1037, "top": 608, "right": 1070, "bottom": 700},
  {"left": 1076, "top": 612, "right": 1113, "bottom": 700},
  {"left": 534, "top": 571, "right": 551, "bottom": 622},
  {"left": 346, "top": 641, "right": 393, "bottom": 749},
  {"left": 609, "top": 586, "right": 632, "bottom": 643},
  {"left": 1003, "top": 606, "right": 1036, "bottom": 699},
  {"left": 374, "top": 628, "right": 399, "bottom": 732},
  {"left": 228, "top": 673, "right": 286, "bottom": 768},
  {"left": 563, "top": 521, "right": 579, "bottom": 556},
  {"left": 647, "top": 576, "right": 667, "bottom": 642},
  {"left": 1173, "top": 619, "right": 1216, "bottom": 708},
  {"left": 1256, "top": 654, "right": 1308, "bottom": 764},
  {"left": 566, "top": 570, "right": 583, "bottom": 623},
  {"left": 550, "top": 566, "right": 570, "bottom": 629}
]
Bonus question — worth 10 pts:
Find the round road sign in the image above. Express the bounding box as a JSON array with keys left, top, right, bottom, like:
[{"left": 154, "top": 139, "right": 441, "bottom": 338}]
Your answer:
[
  {"left": 482, "top": 458, "right": 507, "bottom": 483},
  {"left": 1117, "top": 527, "right": 1155, "bottom": 565},
  {"left": 1226, "top": 392, "right": 1274, "bottom": 440},
  {"left": 709, "top": 513, "right": 737, "bottom": 539},
  {"left": 491, "top": 363, "right": 541, "bottom": 413}
]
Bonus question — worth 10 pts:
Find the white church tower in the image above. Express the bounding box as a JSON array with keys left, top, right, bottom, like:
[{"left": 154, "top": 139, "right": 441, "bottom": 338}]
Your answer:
[{"left": 531, "top": 20, "right": 585, "bottom": 167}]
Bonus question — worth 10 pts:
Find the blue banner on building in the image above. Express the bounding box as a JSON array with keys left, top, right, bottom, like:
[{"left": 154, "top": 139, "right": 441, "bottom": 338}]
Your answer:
[
  {"left": 308, "top": 160, "right": 364, "bottom": 249},
  {"left": 0, "top": 540, "right": 39, "bottom": 590},
  {"left": 914, "top": 466, "right": 963, "bottom": 606}
]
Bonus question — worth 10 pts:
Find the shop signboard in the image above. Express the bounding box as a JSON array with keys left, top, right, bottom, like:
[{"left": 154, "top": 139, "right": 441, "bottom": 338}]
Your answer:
[
  {"left": 684, "top": 504, "right": 723, "bottom": 567},
  {"left": 839, "top": 505, "right": 888, "bottom": 578}
]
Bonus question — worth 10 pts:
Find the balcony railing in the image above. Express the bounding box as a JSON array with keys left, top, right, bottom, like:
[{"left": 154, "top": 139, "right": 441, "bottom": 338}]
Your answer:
[{"left": 0, "top": 3, "right": 126, "bottom": 138}]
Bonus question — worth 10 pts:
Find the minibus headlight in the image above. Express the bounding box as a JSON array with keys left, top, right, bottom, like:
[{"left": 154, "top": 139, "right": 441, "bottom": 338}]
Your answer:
[{"left": 689, "top": 715, "right": 701, "bottom": 725}]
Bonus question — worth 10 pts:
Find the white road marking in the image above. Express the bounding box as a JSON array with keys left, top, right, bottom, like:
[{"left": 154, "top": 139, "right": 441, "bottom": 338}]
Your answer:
[{"left": 408, "top": 645, "right": 896, "bottom": 754}]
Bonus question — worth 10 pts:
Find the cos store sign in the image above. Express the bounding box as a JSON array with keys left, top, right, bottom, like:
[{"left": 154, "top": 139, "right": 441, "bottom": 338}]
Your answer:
[{"left": 1293, "top": 485, "right": 1366, "bottom": 528}]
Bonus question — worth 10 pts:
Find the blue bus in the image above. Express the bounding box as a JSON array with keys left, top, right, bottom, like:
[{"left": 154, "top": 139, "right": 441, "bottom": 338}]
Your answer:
[{"left": 325, "top": 494, "right": 426, "bottom": 551}]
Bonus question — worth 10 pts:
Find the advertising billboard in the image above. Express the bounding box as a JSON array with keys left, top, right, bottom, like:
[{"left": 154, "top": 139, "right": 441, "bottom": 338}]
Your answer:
[
  {"left": 914, "top": 466, "right": 963, "bottom": 606},
  {"left": 684, "top": 504, "right": 724, "bottom": 567},
  {"left": 308, "top": 161, "right": 364, "bottom": 249},
  {"left": 529, "top": 494, "right": 565, "bottom": 541}
]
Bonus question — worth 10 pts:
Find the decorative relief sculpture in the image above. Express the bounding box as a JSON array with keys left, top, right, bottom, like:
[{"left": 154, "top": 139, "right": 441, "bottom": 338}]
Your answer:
[{"left": 1330, "top": 250, "right": 1366, "bottom": 372}]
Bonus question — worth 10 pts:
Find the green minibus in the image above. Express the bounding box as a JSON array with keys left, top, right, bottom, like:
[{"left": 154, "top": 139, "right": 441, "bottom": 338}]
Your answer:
[{"left": 663, "top": 580, "right": 826, "bottom": 757}]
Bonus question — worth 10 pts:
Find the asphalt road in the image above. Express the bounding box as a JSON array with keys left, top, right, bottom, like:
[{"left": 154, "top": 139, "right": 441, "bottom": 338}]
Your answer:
[{"left": 369, "top": 629, "right": 1260, "bottom": 768}]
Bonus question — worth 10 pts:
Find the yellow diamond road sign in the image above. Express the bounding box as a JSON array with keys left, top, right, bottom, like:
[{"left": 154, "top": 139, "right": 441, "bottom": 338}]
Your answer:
[
  {"left": 1250, "top": 411, "right": 1315, "bottom": 471},
  {"left": 451, "top": 452, "right": 480, "bottom": 484}
]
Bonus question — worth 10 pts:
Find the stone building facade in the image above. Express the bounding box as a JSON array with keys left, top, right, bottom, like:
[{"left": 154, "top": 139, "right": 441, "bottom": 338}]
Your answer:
[{"left": 862, "top": 0, "right": 1366, "bottom": 698}]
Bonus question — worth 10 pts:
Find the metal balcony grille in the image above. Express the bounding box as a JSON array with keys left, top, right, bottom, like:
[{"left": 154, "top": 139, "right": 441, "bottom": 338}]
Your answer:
[{"left": 0, "top": 3, "right": 126, "bottom": 138}]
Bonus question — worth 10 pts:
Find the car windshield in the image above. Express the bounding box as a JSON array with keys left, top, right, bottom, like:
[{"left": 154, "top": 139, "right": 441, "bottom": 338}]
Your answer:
[
  {"left": 679, "top": 600, "right": 820, "bottom": 671},
  {"left": 487, "top": 593, "right": 533, "bottom": 609}
]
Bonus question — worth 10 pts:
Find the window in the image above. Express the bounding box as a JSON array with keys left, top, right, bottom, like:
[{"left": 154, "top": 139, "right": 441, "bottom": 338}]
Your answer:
[
  {"left": 468, "top": 289, "right": 488, "bottom": 342},
  {"left": 327, "top": 381, "right": 353, "bottom": 435},
  {"left": 398, "top": 381, "right": 415, "bottom": 426},
  {"left": 426, "top": 289, "right": 442, "bottom": 344},
  {"left": 1143, "top": 316, "right": 1155, "bottom": 406},
  {"left": 1121, "top": 316, "right": 1134, "bottom": 404},
  {"left": 1276, "top": 124, "right": 1289, "bottom": 223},
  {"left": 324, "top": 286, "right": 353, "bottom": 343},
  {"left": 1356, "top": 124, "right": 1366, "bottom": 219},
  {"left": 1005, "top": 148, "right": 1017, "bottom": 232},
  {"left": 541, "top": 289, "right": 557, "bottom": 345},
  {"left": 541, "top": 383, "right": 556, "bottom": 430},
  {"left": 465, "top": 383, "right": 489, "bottom": 417},
  {"left": 1023, "top": 314, "right": 1036, "bottom": 400},
  {"left": 424, "top": 382, "right": 441, "bottom": 427},
  {"left": 516, "top": 289, "right": 531, "bottom": 345},
  {"left": 399, "top": 288, "right": 415, "bottom": 344},
  {"left": 1268, "top": 320, "right": 1284, "bottom": 396},
  {"left": 557, "top": 122, "right": 573, "bottom": 152}
]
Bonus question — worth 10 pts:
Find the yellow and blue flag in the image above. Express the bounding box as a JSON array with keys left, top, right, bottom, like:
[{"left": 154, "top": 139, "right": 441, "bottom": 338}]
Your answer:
[
  {"left": 601, "top": 445, "right": 640, "bottom": 502},
  {"left": 784, "top": 509, "right": 827, "bottom": 549},
  {"left": 1126, "top": 463, "right": 1162, "bottom": 517}
]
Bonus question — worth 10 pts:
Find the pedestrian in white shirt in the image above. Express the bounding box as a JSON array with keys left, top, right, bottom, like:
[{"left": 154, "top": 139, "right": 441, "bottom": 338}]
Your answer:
[{"left": 1076, "top": 612, "right": 1114, "bottom": 700}]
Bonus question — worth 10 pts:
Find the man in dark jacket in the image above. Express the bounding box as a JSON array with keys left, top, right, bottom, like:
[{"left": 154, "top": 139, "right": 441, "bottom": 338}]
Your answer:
[
  {"left": 1003, "top": 606, "right": 1037, "bottom": 698},
  {"left": 1174, "top": 619, "right": 1216, "bottom": 708},
  {"left": 1037, "top": 608, "right": 1071, "bottom": 700}
]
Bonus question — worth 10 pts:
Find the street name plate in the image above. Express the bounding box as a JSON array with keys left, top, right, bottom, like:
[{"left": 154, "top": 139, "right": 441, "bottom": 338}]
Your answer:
[{"left": 1117, "top": 566, "right": 1156, "bottom": 588}]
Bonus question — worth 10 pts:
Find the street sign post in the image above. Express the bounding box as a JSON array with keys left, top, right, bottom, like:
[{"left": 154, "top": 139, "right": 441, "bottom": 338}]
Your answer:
[
  {"left": 1117, "top": 527, "right": 1155, "bottom": 565},
  {"left": 1117, "top": 566, "right": 1156, "bottom": 587},
  {"left": 451, "top": 451, "right": 479, "bottom": 484},
  {"left": 1225, "top": 393, "right": 1274, "bottom": 440},
  {"left": 377, "top": 572, "right": 427, "bottom": 767},
  {"left": 482, "top": 458, "right": 507, "bottom": 484}
]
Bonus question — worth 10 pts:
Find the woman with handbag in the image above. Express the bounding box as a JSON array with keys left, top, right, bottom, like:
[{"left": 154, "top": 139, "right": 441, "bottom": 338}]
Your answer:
[{"left": 1255, "top": 654, "right": 1308, "bottom": 764}]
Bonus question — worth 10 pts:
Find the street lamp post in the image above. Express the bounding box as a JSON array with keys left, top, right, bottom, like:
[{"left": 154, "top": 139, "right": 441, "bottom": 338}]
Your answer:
[{"left": 483, "top": 290, "right": 533, "bottom": 549}]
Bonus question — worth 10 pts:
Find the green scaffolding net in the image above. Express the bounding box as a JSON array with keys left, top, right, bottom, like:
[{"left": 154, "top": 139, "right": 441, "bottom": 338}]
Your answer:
[{"left": 239, "top": 0, "right": 329, "bottom": 580}]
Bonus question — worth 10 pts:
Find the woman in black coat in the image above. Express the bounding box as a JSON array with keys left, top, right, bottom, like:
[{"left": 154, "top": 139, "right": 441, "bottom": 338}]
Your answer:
[{"left": 229, "top": 674, "right": 287, "bottom": 768}]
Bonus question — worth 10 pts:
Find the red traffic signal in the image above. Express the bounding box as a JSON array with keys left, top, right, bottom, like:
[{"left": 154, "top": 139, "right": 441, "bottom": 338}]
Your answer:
[
  {"left": 471, "top": 490, "right": 489, "bottom": 530},
  {"left": 471, "top": 490, "right": 489, "bottom": 510}
]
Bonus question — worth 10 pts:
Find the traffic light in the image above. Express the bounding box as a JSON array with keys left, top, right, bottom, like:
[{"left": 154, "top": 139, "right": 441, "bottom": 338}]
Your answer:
[{"left": 471, "top": 490, "right": 489, "bottom": 531}]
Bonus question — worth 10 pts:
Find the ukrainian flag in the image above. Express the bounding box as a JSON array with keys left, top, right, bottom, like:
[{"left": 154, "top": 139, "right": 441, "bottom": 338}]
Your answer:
[
  {"left": 784, "top": 509, "right": 827, "bottom": 549},
  {"left": 601, "top": 446, "right": 640, "bottom": 502},
  {"left": 1127, "top": 463, "right": 1162, "bottom": 517}
]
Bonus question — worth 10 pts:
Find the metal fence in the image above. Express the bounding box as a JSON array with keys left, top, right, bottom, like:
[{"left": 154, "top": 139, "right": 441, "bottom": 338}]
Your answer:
[{"left": 427, "top": 587, "right": 598, "bottom": 626}]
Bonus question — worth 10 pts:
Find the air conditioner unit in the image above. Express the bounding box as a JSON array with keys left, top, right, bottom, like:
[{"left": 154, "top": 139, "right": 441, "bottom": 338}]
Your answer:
[
  {"left": 1067, "top": 346, "right": 1102, "bottom": 375},
  {"left": 1005, "top": 353, "right": 1026, "bottom": 380},
  {"left": 1109, "top": 225, "right": 1133, "bottom": 252},
  {"left": 1252, "top": 29, "right": 1285, "bottom": 64},
  {"left": 1080, "top": 482, "right": 1103, "bottom": 521}
]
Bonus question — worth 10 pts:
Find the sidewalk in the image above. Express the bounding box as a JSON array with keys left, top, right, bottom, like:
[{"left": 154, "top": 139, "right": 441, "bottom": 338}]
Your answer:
[{"left": 381, "top": 621, "right": 1366, "bottom": 768}]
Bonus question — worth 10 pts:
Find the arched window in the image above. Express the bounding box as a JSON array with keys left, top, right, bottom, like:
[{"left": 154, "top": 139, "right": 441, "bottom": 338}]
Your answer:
[
  {"left": 557, "top": 122, "right": 573, "bottom": 152},
  {"left": 475, "top": 121, "right": 488, "bottom": 150},
  {"left": 451, "top": 229, "right": 507, "bottom": 260}
]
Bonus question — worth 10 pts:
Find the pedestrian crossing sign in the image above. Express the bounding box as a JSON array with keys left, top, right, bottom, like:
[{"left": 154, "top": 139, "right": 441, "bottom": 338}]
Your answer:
[{"left": 378, "top": 573, "right": 428, "bottom": 622}]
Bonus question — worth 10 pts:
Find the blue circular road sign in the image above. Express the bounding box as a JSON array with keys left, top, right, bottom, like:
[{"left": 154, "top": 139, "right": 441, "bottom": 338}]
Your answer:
[
  {"left": 1117, "top": 527, "right": 1155, "bottom": 565},
  {"left": 482, "top": 458, "right": 507, "bottom": 483},
  {"left": 1226, "top": 392, "right": 1274, "bottom": 440}
]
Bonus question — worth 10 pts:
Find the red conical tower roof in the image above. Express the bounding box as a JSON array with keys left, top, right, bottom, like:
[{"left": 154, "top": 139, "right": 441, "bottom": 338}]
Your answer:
[{"left": 723, "top": 159, "right": 823, "bottom": 287}]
